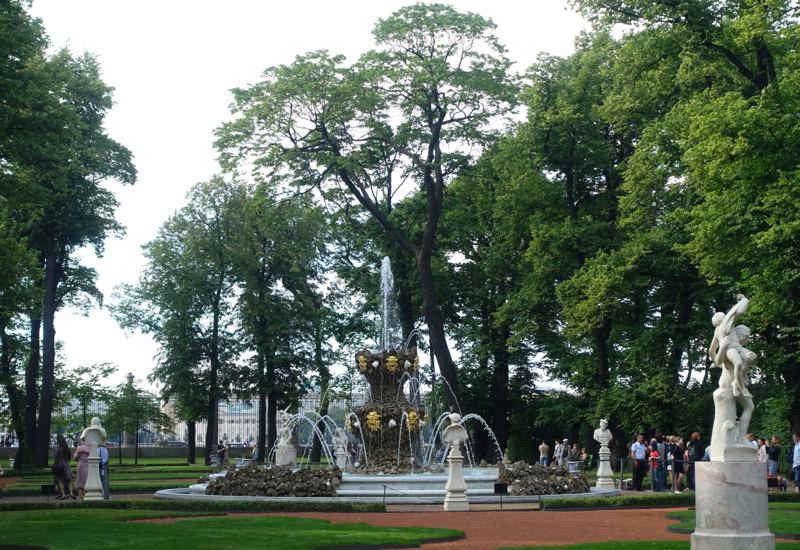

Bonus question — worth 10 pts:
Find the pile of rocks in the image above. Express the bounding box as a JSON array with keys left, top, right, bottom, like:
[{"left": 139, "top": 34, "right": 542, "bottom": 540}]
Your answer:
[
  {"left": 498, "top": 461, "right": 590, "bottom": 495},
  {"left": 344, "top": 462, "right": 445, "bottom": 475},
  {"left": 203, "top": 464, "right": 342, "bottom": 497}
]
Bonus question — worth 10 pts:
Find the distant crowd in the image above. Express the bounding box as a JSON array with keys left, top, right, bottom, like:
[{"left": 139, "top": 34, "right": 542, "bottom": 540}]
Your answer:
[{"left": 538, "top": 431, "right": 795, "bottom": 493}]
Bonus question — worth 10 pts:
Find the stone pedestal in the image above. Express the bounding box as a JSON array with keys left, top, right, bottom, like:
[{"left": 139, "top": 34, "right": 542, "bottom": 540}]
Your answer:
[
  {"left": 276, "top": 446, "right": 296, "bottom": 467},
  {"left": 336, "top": 449, "right": 347, "bottom": 469},
  {"left": 692, "top": 461, "right": 774, "bottom": 550},
  {"left": 595, "top": 445, "right": 615, "bottom": 489},
  {"left": 84, "top": 453, "right": 103, "bottom": 500},
  {"left": 444, "top": 446, "right": 469, "bottom": 511}
]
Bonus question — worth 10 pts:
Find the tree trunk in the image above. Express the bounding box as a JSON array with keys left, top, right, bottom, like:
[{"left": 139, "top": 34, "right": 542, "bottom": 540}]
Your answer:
[
  {"left": 491, "top": 331, "right": 511, "bottom": 460},
  {"left": 34, "top": 232, "right": 58, "bottom": 468},
  {"left": 187, "top": 421, "right": 196, "bottom": 464},
  {"left": 310, "top": 311, "right": 329, "bottom": 464},
  {"left": 24, "top": 314, "right": 40, "bottom": 457},
  {"left": 267, "top": 390, "right": 277, "bottom": 460},
  {"left": 0, "top": 326, "right": 25, "bottom": 444},
  {"left": 415, "top": 247, "right": 460, "bottom": 412},
  {"left": 258, "top": 385, "right": 267, "bottom": 464},
  {"left": 204, "top": 394, "right": 217, "bottom": 466}
]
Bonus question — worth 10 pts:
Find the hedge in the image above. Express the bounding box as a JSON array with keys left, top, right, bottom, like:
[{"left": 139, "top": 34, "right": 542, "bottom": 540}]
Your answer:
[
  {"left": 541, "top": 490, "right": 800, "bottom": 510},
  {"left": 2, "top": 483, "right": 193, "bottom": 497},
  {"left": 0, "top": 499, "right": 385, "bottom": 513},
  {"left": 540, "top": 493, "right": 695, "bottom": 510}
]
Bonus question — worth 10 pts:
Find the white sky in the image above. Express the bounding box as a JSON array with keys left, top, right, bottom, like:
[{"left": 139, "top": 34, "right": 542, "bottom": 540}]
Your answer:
[{"left": 27, "top": 0, "right": 590, "bottom": 388}]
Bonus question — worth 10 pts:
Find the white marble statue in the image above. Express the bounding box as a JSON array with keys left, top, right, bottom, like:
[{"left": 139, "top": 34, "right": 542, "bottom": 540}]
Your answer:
[
  {"left": 593, "top": 419, "right": 615, "bottom": 489},
  {"left": 333, "top": 427, "right": 347, "bottom": 469},
  {"left": 708, "top": 294, "right": 757, "bottom": 462},
  {"left": 80, "top": 417, "right": 106, "bottom": 500},
  {"left": 442, "top": 413, "right": 470, "bottom": 511},
  {"left": 276, "top": 406, "right": 297, "bottom": 466},
  {"left": 278, "top": 406, "right": 293, "bottom": 448}
]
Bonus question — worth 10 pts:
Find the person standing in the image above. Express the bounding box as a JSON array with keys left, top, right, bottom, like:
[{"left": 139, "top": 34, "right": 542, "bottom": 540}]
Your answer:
[
  {"left": 538, "top": 440, "right": 549, "bottom": 465},
  {"left": 758, "top": 438, "right": 769, "bottom": 464},
  {"left": 630, "top": 434, "right": 647, "bottom": 491},
  {"left": 97, "top": 442, "right": 109, "bottom": 490},
  {"left": 768, "top": 436, "right": 782, "bottom": 477},
  {"left": 53, "top": 434, "right": 75, "bottom": 500},
  {"left": 552, "top": 439, "right": 562, "bottom": 466},
  {"left": 686, "top": 432, "right": 703, "bottom": 490},
  {"left": 792, "top": 432, "right": 800, "bottom": 492},
  {"left": 672, "top": 437, "right": 685, "bottom": 493},
  {"left": 217, "top": 440, "right": 227, "bottom": 465},
  {"left": 560, "top": 439, "right": 570, "bottom": 466},
  {"left": 73, "top": 437, "right": 91, "bottom": 501}
]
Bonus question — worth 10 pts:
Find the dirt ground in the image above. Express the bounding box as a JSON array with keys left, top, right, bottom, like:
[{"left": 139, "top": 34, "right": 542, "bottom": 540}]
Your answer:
[{"left": 133, "top": 507, "right": 694, "bottom": 549}]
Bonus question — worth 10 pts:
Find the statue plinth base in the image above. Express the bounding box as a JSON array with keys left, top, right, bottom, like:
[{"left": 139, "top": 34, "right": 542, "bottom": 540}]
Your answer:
[
  {"left": 595, "top": 445, "right": 615, "bottom": 489},
  {"left": 84, "top": 454, "right": 103, "bottom": 500},
  {"left": 276, "top": 446, "right": 296, "bottom": 467},
  {"left": 444, "top": 449, "right": 469, "bottom": 511},
  {"left": 335, "top": 450, "right": 347, "bottom": 469},
  {"left": 691, "top": 461, "right": 774, "bottom": 550}
]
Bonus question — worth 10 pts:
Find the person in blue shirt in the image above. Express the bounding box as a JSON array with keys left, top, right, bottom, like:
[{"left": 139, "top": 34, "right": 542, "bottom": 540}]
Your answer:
[{"left": 97, "top": 443, "right": 109, "bottom": 488}]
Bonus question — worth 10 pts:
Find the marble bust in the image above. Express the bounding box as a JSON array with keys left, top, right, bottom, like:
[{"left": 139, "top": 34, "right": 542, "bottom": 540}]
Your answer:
[
  {"left": 593, "top": 419, "right": 612, "bottom": 446},
  {"left": 80, "top": 417, "right": 107, "bottom": 450}
]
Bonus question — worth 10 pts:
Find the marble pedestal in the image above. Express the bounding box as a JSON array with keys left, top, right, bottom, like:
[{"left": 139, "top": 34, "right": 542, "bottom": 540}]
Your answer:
[
  {"left": 84, "top": 454, "right": 103, "bottom": 500},
  {"left": 692, "top": 461, "right": 774, "bottom": 550},
  {"left": 276, "top": 446, "right": 297, "bottom": 467},
  {"left": 595, "top": 445, "right": 615, "bottom": 489},
  {"left": 443, "top": 448, "right": 469, "bottom": 511},
  {"left": 336, "top": 450, "right": 347, "bottom": 469}
]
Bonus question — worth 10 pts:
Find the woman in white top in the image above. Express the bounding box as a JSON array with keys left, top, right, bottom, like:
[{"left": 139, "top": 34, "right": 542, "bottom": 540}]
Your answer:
[{"left": 757, "top": 437, "right": 769, "bottom": 463}]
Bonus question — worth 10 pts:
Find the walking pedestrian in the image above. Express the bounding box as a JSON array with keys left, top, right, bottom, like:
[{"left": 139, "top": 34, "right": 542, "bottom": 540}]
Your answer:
[{"left": 672, "top": 437, "right": 685, "bottom": 493}]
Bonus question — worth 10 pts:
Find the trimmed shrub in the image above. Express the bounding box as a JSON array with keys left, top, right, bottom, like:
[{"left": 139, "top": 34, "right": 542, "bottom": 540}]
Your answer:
[
  {"left": 13, "top": 441, "right": 35, "bottom": 471},
  {"left": 0, "top": 499, "right": 385, "bottom": 514},
  {"left": 541, "top": 492, "right": 695, "bottom": 509}
]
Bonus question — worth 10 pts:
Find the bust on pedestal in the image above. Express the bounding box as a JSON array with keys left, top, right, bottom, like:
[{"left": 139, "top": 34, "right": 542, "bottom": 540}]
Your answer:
[
  {"left": 593, "top": 419, "right": 615, "bottom": 489},
  {"left": 692, "top": 295, "right": 773, "bottom": 550},
  {"left": 81, "top": 417, "right": 106, "bottom": 501},
  {"left": 442, "top": 413, "right": 470, "bottom": 511}
]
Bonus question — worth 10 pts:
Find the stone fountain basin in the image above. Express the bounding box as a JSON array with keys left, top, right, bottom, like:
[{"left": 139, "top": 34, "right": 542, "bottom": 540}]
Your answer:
[{"left": 156, "top": 467, "right": 619, "bottom": 504}]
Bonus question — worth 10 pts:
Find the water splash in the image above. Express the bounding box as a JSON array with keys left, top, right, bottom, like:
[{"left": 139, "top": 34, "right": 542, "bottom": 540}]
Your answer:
[{"left": 379, "top": 256, "right": 395, "bottom": 350}]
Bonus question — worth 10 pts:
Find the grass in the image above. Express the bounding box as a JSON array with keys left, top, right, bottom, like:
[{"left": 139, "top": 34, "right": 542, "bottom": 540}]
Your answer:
[
  {"left": 498, "top": 543, "right": 690, "bottom": 550},
  {"left": 667, "top": 509, "right": 800, "bottom": 536},
  {"left": 0, "top": 509, "right": 461, "bottom": 550}
]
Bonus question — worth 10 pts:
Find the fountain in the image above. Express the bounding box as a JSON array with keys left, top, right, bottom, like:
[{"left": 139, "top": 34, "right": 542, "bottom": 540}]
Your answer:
[{"left": 154, "top": 257, "right": 617, "bottom": 503}]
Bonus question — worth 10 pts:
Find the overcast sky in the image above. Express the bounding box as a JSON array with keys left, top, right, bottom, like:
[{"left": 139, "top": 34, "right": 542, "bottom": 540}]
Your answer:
[{"left": 27, "top": 0, "right": 590, "bottom": 389}]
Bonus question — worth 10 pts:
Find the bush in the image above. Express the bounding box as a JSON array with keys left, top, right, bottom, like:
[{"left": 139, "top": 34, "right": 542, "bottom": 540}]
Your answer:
[
  {"left": 0, "top": 499, "right": 385, "bottom": 514},
  {"left": 540, "top": 492, "right": 695, "bottom": 509},
  {"left": 768, "top": 492, "right": 800, "bottom": 503},
  {"left": 13, "top": 441, "right": 35, "bottom": 471}
]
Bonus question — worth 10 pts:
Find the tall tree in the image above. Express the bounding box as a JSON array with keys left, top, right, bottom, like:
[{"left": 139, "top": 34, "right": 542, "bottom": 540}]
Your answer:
[
  {"left": 112, "top": 178, "right": 242, "bottom": 465},
  {"left": 571, "top": 0, "right": 800, "bottom": 432},
  {"left": 215, "top": 4, "right": 519, "bottom": 412}
]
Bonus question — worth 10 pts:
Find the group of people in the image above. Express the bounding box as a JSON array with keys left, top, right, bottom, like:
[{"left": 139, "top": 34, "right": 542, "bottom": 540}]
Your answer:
[
  {"left": 0, "top": 436, "right": 14, "bottom": 447},
  {"left": 536, "top": 439, "right": 588, "bottom": 466},
  {"left": 51, "top": 433, "right": 109, "bottom": 500},
  {"left": 629, "top": 432, "right": 704, "bottom": 492}
]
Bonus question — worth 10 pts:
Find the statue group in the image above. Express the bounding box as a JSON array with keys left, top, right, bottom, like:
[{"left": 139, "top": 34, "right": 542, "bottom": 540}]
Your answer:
[{"left": 708, "top": 294, "right": 757, "bottom": 462}]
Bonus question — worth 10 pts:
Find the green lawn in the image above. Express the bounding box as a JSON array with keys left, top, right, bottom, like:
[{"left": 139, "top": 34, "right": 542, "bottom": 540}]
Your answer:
[
  {"left": 668, "top": 509, "right": 800, "bottom": 536},
  {"left": 0, "top": 509, "right": 461, "bottom": 550},
  {"left": 498, "top": 543, "right": 690, "bottom": 550}
]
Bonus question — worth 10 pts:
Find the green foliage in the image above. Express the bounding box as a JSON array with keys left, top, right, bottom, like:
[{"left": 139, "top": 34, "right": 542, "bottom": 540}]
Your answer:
[{"left": 12, "top": 440, "right": 34, "bottom": 469}]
